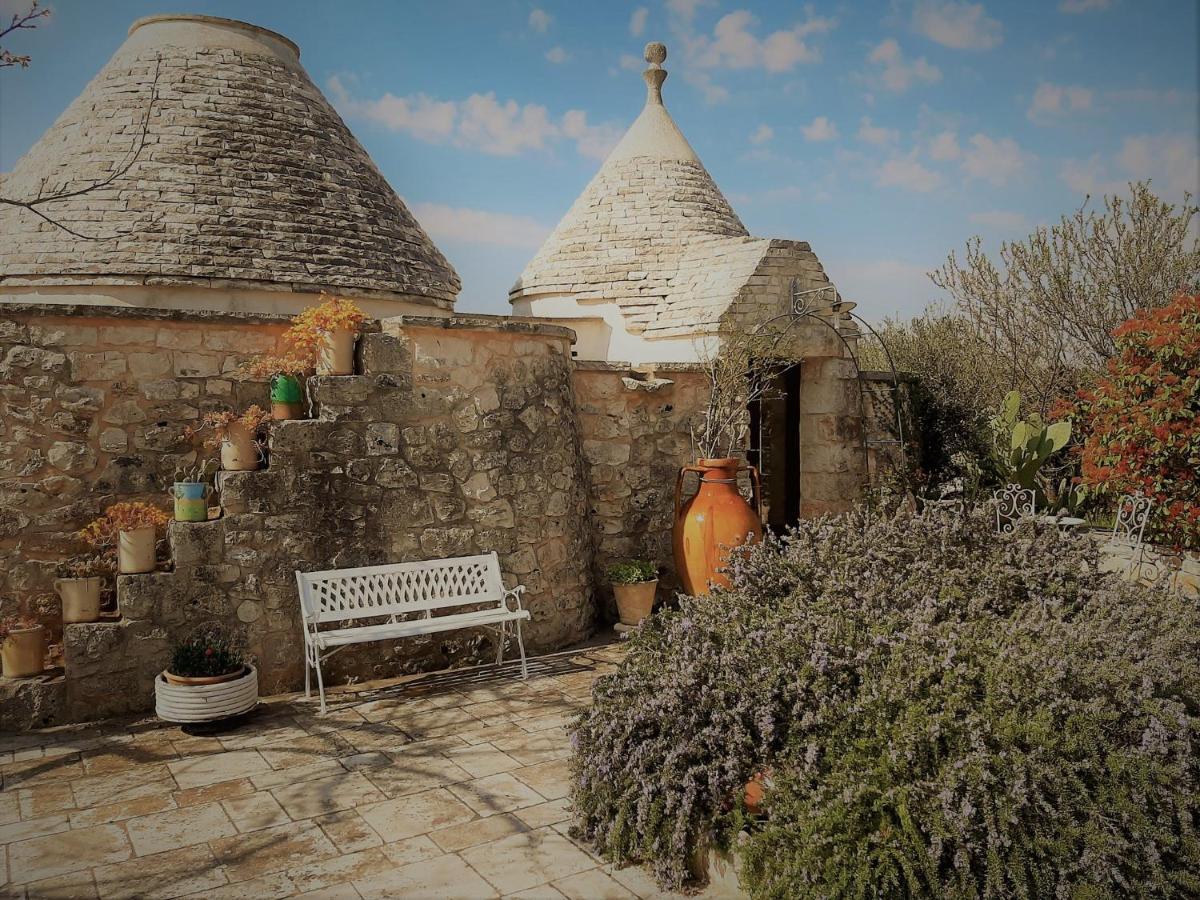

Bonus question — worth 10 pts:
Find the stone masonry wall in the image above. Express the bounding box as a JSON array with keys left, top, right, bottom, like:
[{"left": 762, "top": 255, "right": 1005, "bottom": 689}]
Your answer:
[
  {"left": 1, "top": 311, "right": 597, "bottom": 728},
  {"left": 0, "top": 306, "right": 289, "bottom": 637}
]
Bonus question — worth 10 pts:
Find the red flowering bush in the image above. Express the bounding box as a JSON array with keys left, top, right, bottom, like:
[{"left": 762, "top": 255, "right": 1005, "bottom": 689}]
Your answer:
[{"left": 1077, "top": 294, "right": 1200, "bottom": 548}]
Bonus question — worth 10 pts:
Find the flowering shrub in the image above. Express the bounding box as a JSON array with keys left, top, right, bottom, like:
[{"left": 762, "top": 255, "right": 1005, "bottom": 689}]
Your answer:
[
  {"left": 169, "top": 624, "right": 247, "bottom": 679},
  {"left": 79, "top": 502, "right": 170, "bottom": 552},
  {"left": 568, "top": 509, "right": 1200, "bottom": 895},
  {"left": 1077, "top": 293, "right": 1200, "bottom": 548}
]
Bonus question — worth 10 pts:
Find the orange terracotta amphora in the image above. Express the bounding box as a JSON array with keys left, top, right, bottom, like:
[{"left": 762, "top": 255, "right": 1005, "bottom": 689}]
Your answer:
[{"left": 672, "top": 458, "right": 763, "bottom": 596}]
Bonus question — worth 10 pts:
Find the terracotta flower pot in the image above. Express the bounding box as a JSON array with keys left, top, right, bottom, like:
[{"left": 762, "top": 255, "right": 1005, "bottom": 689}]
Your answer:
[
  {"left": 163, "top": 665, "right": 246, "bottom": 686},
  {"left": 54, "top": 577, "right": 103, "bottom": 624},
  {"left": 220, "top": 421, "right": 260, "bottom": 471},
  {"left": 317, "top": 327, "right": 356, "bottom": 376},
  {"left": 744, "top": 770, "right": 770, "bottom": 815},
  {"left": 118, "top": 526, "right": 157, "bottom": 574},
  {"left": 2, "top": 625, "right": 45, "bottom": 678},
  {"left": 613, "top": 580, "right": 657, "bottom": 626},
  {"left": 672, "top": 458, "right": 763, "bottom": 596}
]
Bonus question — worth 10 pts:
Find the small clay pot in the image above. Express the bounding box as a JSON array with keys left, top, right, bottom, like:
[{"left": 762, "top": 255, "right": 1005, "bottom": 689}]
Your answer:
[
  {"left": 270, "top": 375, "right": 305, "bottom": 421},
  {"left": 169, "top": 481, "right": 210, "bottom": 522},
  {"left": 118, "top": 526, "right": 157, "bottom": 574},
  {"left": 317, "top": 328, "right": 356, "bottom": 376},
  {"left": 54, "top": 577, "right": 103, "bottom": 624},
  {"left": 220, "top": 421, "right": 260, "bottom": 471},
  {"left": 163, "top": 665, "right": 246, "bottom": 686},
  {"left": 613, "top": 579, "right": 657, "bottom": 626},
  {"left": 744, "top": 771, "right": 769, "bottom": 815},
  {"left": 2, "top": 625, "right": 45, "bottom": 678},
  {"left": 271, "top": 401, "right": 303, "bottom": 421}
]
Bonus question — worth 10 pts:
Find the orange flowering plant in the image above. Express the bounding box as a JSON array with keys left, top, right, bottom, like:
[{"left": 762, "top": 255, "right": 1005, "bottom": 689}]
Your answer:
[
  {"left": 236, "top": 294, "right": 366, "bottom": 380},
  {"left": 184, "top": 405, "right": 272, "bottom": 451},
  {"left": 1076, "top": 293, "right": 1200, "bottom": 548},
  {"left": 79, "top": 501, "right": 171, "bottom": 552}
]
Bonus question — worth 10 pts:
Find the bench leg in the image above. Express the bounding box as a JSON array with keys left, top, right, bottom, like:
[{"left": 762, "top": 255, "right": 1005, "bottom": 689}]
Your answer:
[
  {"left": 516, "top": 617, "right": 528, "bottom": 680},
  {"left": 313, "top": 649, "right": 328, "bottom": 715},
  {"left": 495, "top": 621, "right": 506, "bottom": 667},
  {"left": 304, "top": 643, "right": 311, "bottom": 700}
]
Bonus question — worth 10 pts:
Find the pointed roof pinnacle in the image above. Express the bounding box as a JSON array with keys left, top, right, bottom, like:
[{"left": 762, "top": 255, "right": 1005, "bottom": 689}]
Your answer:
[{"left": 643, "top": 41, "right": 667, "bottom": 106}]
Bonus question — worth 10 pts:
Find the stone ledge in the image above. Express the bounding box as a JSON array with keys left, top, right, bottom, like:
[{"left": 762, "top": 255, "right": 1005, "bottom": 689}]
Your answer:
[
  {"left": 384, "top": 313, "right": 576, "bottom": 342},
  {"left": 0, "top": 301, "right": 294, "bottom": 326}
]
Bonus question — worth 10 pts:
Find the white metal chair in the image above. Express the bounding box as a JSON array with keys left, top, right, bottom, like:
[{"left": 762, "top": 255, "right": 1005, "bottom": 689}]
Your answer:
[
  {"left": 993, "top": 484, "right": 1035, "bottom": 534},
  {"left": 1109, "top": 493, "right": 1155, "bottom": 581}
]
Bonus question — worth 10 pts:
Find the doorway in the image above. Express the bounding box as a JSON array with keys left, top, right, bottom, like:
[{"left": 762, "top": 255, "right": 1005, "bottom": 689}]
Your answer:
[{"left": 748, "top": 364, "right": 801, "bottom": 533}]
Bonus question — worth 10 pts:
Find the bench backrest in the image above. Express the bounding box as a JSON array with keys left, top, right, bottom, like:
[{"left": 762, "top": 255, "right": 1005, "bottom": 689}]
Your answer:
[{"left": 296, "top": 553, "right": 506, "bottom": 625}]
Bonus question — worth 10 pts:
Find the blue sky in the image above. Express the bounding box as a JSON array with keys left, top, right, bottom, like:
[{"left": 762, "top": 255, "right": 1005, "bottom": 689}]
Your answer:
[{"left": 1, "top": 0, "right": 1197, "bottom": 321}]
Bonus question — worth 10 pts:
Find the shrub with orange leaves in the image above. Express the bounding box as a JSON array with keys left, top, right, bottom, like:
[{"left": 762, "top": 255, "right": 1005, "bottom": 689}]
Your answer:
[
  {"left": 236, "top": 294, "right": 366, "bottom": 380},
  {"left": 183, "top": 405, "right": 272, "bottom": 451},
  {"left": 1077, "top": 293, "right": 1200, "bottom": 548},
  {"left": 79, "top": 501, "right": 171, "bottom": 554}
]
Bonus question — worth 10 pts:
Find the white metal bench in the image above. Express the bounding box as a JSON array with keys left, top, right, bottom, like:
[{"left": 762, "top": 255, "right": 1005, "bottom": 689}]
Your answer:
[{"left": 295, "top": 552, "right": 529, "bottom": 713}]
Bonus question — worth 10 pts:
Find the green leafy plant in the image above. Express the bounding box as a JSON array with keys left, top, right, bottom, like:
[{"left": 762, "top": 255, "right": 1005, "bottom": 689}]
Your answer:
[
  {"left": 987, "top": 389, "right": 1071, "bottom": 489},
  {"left": 569, "top": 509, "right": 1200, "bottom": 895},
  {"left": 168, "top": 624, "right": 246, "bottom": 679},
  {"left": 606, "top": 560, "right": 657, "bottom": 584}
]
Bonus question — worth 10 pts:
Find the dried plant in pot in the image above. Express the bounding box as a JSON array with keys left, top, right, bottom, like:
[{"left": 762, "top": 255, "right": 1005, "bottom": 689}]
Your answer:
[
  {"left": 0, "top": 615, "right": 46, "bottom": 679},
  {"left": 54, "top": 555, "right": 113, "bottom": 624},
  {"left": 80, "top": 502, "right": 171, "bottom": 575},
  {"left": 155, "top": 624, "right": 258, "bottom": 723},
  {"left": 170, "top": 459, "right": 219, "bottom": 522},
  {"left": 187, "top": 406, "right": 271, "bottom": 472},
  {"left": 290, "top": 294, "right": 367, "bottom": 376},
  {"left": 236, "top": 351, "right": 311, "bottom": 421},
  {"left": 607, "top": 560, "right": 659, "bottom": 628}
]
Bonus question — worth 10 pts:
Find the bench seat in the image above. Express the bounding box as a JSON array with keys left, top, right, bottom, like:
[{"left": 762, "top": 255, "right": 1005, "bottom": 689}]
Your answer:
[{"left": 296, "top": 552, "right": 529, "bottom": 712}]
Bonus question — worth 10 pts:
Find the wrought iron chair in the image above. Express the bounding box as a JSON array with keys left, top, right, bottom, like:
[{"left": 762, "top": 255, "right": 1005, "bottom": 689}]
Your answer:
[
  {"left": 993, "top": 484, "right": 1035, "bottom": 534},
  {"left": 1109, "top": 493, "right": 1155, "bottom": 581}
]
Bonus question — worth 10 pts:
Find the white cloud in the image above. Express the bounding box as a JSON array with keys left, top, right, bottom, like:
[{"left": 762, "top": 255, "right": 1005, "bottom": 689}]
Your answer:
[
  {"left": 749, "top": 124, "right": 774, "bottom": 145},
  {"left": 619, "top": 53, "right": 643, "bottom": 72},
  {"left": 928, "top": 130, "right": 961, "bottom": 160},
  {"left": 969, "top": 210, "right": 1028, "bottom": 229},
  {"left": 961, "top": 133, "right": 1029, "bottom": 185},
  {"left": 630, "top": 7, "right": 649, "bottom": 37},
  {"left": 1028, "top": 82, "right": 1093, "bottom": 119},
  {"left": 410, "top": 203, "right": 550, "bottom": 249},
  {"left": 1059, "top": 0, "right": 1110, "bottom": 12},
  {"left": 868, "top": 39, "right": 941, "bottom": 93},
  {"left": 693, "top": 9, "right": 836, "bottom": 72},
  {"left": 561, "top": 110, "right": 624, "bottom": 160},
  {"left": 876, "top": 155, "right": 943, "bottom": 192},
  {"left": 528, "top": 8, "right": 551, "bottom": 33},
  {"left": 802, "top": 116, "right": 839, "bottom": 142},
  {"left": 666, "top": 0, "right": 714, "bottom": 23},
  {"left": 1061, "top": 155, "right": 1122, "bottom": 196},
  {"left": 683, "top": 70, "right": 730, "bottom": 104},
  {"left": 545, "top": 46, "right": 569, "bottom": 64},
  {"left": 857, "top": 116, "right": 898, "bottom": 145},
  {"left": 913, "top": 1, "right": 1003, "bottom": 50},
  {"left": 328, "top": 75, "right": 621, "bottom": 160},
  {"left": 1116, "top": 134, "right": 1199, "bottom": 197}
]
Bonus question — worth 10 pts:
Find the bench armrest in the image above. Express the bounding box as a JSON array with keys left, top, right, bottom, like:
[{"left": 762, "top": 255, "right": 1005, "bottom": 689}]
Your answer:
[{"left": 503, "top": 585, "right": 527, "bottom": 613}]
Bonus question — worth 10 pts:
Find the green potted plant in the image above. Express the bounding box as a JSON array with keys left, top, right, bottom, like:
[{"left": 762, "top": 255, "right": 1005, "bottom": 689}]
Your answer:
[
  {"left": 169, "top": 459, "right": 219, "bottom": 522},
  {"left": 236, "top": 352, "right": 310, "bottom": 421},
  {"left": 80, "top": 502, "right": 171, "bottom": 575},
  {"left": 1, "top": 615, "right": 46, "bottom": 678},
  {"left": 155, "top": 624, "right": 258, "bottom": 723},
  {"left": 607, "top": 559, "right": 659, "bottom": 628},
  {"left": 54, "top": 554, "right": 113, "bottom": 623}
]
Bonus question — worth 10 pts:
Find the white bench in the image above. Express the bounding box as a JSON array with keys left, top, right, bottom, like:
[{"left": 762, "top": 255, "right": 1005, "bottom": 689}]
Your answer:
[{"left": 295, "top": 552, "right": 529, "bottom": 713}]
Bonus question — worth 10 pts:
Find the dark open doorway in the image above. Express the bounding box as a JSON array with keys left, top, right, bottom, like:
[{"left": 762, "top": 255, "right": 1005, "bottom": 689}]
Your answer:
[{"left": 748, "top": 364, "right": 801, "bottom": 533}]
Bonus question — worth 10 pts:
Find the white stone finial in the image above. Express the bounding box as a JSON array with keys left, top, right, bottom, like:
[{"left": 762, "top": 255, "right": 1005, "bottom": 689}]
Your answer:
[{"left": 642, "top": 41, "right": 668, "bottom": 105}]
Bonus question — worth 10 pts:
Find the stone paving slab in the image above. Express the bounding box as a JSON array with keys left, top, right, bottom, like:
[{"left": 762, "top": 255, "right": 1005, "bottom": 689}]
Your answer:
[{"left": 0, "top": 644, "right": 720, "bottom": 899}]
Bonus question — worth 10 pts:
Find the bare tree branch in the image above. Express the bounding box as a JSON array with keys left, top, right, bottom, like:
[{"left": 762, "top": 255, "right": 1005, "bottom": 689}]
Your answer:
[
  {"left": 0, "top": 1, "right": 50, "bottom": 69},
  {"left": 0, "top": 56, "right": 161, "bottom": 240}
]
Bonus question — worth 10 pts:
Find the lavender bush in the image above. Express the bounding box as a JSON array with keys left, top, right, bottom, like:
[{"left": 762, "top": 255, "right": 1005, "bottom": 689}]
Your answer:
[{"left": 568, "top": 509, "right": 1200, "bottom": 896}]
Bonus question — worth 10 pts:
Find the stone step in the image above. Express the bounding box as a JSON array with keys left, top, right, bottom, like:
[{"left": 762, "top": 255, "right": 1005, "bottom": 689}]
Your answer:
[
  {"left": 308, "top": 375, "right": 373, "bottom": 421},
  {"left": 168, "top": 518, "right": 225, "bottom": 567},
  {"left": 359, "top": 332, "right": 410, "bottom": 376},
  {"left": 216, "top": 469, "right": 285, "bottom": 515},
  {"left": 0, "top": 672, "right": 66, "bottom": 732}
]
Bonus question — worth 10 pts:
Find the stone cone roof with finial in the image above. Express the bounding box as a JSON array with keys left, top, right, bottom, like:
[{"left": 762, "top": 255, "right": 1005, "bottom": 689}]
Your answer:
[
  {"left": 511, "top": 41, "right": 805, "bottom": 337},
  {"left": 0, "top": 14, "right": 459, "bottom": 308}
]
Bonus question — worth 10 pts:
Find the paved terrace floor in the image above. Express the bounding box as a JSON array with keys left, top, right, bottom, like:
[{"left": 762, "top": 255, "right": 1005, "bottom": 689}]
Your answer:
[{"left": 0, "top": 643, "right": 717, "bottom": 900}]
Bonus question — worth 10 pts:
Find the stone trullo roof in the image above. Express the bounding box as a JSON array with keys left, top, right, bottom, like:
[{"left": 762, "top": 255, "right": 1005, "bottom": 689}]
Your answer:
[
  {"left": 510, "top": 42, "right": 765, "bottom": 334},
  {"left": 0, "top": 14, "right": 459, "bottom": 308}
]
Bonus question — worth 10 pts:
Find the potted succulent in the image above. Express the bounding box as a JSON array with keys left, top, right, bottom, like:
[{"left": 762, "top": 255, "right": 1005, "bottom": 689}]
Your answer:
[
  {"left": 169, "top": 460, "right": 219, "bottom": 522},
  {"left": 80, "top": 502, "right": 171, "bottom": 575},
  {"left": 607, "top": 559, "right": 659, "bottom": 628},
  {"left": 236, "top": 352, "right": 310, "bottom": 421},
  {"left": 1, "top": 615, "right": 46, "bottom": 678},
  {"left": 291, "top": 294, "right": 367, "bottom": 376},
  {"left": 54, "top": 555, "right": 113, "bottom": 623},
  {"left": 187, "top": 406, "right": 271, "bottom": 472},
  {"left": 155, "top": 624, "right": 258, "bottom": 723}
]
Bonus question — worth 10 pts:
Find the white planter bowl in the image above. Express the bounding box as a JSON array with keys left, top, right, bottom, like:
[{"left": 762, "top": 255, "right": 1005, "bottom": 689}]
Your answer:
[{"left": 154, "top": 665, "right": 258, "bottom": 723}]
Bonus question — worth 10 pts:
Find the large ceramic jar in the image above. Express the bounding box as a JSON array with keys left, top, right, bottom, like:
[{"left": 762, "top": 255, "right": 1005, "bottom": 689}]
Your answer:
[
  {"left": 220, "top": 421, "right": 260, "bottom": 471},
  {"left": 1, "top": 624, "right": 45, "bottom": 678},
  {"left": 317, "top": 327, "right": 356, "bottom": 376},
  {"left": 672, "top": 457, "right": 763, "bottom": 596}
]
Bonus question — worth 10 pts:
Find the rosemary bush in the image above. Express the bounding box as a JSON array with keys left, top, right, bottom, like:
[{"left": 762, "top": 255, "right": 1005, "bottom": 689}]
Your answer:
[{"left": 568, "top": 509, "right": 1200, "bottom": 896}]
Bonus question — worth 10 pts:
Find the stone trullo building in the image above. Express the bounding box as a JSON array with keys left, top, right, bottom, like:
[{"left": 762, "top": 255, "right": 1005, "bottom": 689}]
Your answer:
[{"left": 0, "top": 15, "right": 891, "bottom": 729}]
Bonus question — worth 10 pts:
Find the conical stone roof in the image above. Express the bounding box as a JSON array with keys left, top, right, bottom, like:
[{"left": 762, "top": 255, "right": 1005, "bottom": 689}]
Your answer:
[
  {"left": 510, "top": 42, "right": 751, "bottom": 330},
  {"left": 0, "top": 14, "right": 459, "bottom": 308}
]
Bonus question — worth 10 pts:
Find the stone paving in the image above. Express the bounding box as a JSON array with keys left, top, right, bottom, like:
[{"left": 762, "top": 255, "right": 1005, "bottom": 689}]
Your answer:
[{"left": 0, "top": 642, "right": 712, "bottom": 900}]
